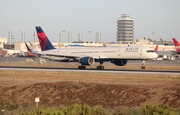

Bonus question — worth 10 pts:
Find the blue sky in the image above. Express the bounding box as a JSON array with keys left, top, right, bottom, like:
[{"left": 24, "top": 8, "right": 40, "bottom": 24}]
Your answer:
[{"left": 0, "top": 0, "right": 180, "bottom": 43}]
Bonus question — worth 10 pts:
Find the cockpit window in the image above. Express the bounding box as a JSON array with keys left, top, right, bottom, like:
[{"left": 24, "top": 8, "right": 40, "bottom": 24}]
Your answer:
[{"left": 146, "top": 50, "right": 155, "bottom": 53}]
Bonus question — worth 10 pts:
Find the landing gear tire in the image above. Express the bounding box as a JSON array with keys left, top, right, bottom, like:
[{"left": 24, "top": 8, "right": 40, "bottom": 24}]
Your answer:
[
  {"left": 141, "top": 66, "right": 145, "bottom": 69},
  {"left": 97, "top": 61, "right": 104, "bottom": 70},
  {"left": 78, "top": 66, "right": 86, "bottom": 69},
  {"left": 141, "top": 60, "right": 146, "bottom": 69},
  {"left": 97, "top": 66, "right": 104, "bottom": 70}
]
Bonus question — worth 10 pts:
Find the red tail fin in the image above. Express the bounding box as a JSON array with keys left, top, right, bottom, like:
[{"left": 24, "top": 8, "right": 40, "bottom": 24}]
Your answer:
[
  {"left": 172, "top": 38, "right": 180, "bottom": 53},
  {"left": 154, "top": 44, "right": 158, "bottom": 52}
]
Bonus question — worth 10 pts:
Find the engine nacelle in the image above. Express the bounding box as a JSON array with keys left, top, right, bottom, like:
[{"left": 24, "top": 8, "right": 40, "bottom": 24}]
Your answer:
[
  {"left": 111, "top": 59, "right": 127, "bottom": 66},
  {"left": 79, "top": 57, "right": 95, "bottom": 66}
]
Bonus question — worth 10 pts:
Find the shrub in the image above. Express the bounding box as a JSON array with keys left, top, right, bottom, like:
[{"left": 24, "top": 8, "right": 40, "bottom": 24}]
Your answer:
[
  {"left": 6, "top": 103, "right": 19, "bottom": 110},
  {"left": 140, "top": 104, "right": 179, "bottom": 115},
  {"left": 20, "top": 103, "right": 109, "bottom": 115},
  {"left": 76, "top": 84, "right": 84, "bottom": 90}
]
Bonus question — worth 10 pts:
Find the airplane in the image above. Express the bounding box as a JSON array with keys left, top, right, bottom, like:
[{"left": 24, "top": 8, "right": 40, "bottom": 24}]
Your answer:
[
  {"left": 35, "top": 26, "right": 158, "bottom": 69},
  {"left": 154, "top": 38, "right": 180, "bottom": 60},
  {"left": 25, "top": 42, "right": 38, "bottom": 57},
  {"left": 172, "top": 38, "right": 180, "bottom": 54}
]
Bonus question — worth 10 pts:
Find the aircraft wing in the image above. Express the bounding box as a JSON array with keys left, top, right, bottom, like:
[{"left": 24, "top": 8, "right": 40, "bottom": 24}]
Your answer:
[
  {"left": 44, "top": 53, "right": 102, "bottom": 59},
  {"left": 170, "top": 50, "right": 176, "bottom": 53},
  {"left": 165, "top": 50, "right": 177, "bottom": 54},
  {"left": 37, "top": 51, "right": 104, "bottom": 59}
]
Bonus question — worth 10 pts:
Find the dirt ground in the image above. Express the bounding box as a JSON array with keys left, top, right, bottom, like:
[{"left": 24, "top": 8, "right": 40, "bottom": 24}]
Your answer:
[{"left": 0, "top": 63, "right": 180, "bottom": 110}]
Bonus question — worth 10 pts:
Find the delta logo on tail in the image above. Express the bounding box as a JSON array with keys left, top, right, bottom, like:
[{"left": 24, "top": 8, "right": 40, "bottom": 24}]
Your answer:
[
  {"left": 35, "top": 26, "right": 55, "bottom": 51},
  {"left": 172, "top": 38, "right": 180, "bottom": 54}
]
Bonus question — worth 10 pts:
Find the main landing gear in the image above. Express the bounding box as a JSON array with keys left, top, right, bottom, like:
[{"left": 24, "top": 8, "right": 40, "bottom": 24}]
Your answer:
[
  {"left": 141, "top": 60, "right": 145, "bottom": 69},
  {"left": 78, "top": 62, "right": 105, "bottom": 70},
  {"left": 78, "top": 65, "right": 86, "bottom": 69},
  {"left": 97, "top": 62, "right": 104, "bottom": 70}
]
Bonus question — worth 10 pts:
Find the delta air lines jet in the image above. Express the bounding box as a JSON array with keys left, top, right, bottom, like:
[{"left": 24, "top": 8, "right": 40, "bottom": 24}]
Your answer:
[{"left": 36, "top": 26, "right": 158, "bottom": 69}]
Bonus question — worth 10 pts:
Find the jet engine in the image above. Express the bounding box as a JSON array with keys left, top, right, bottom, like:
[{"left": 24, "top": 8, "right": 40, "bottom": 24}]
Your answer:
[
  {"left": 111, "top": 59, "right": 127, "bottom": 66},
  {"left": 79, "top": 57, "right": 95, "bottom": 66}
]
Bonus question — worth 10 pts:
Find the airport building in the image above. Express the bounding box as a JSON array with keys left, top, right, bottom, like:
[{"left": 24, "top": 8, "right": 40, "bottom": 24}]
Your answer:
[
  {"left": 117, "top": 14, "right": 134, "bottom": 44},
  {"left": 0, "top": 37, "right": 7, "bottom": 49}
]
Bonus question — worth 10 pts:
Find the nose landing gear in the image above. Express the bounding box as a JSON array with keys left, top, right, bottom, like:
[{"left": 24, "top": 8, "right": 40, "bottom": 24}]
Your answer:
[{"left": 141, "top": 60, "right": 145, "bottom": 69}]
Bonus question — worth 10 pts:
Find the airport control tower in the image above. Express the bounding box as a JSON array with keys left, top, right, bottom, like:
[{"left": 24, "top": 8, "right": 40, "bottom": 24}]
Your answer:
[{"left": 117, "top": 14, "right": 134, "bottom": 44}]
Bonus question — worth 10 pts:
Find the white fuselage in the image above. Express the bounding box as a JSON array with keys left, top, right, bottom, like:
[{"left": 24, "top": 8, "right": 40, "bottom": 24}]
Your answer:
[{"left": 37, "top": 46, "right": 158, "bottom": 60}]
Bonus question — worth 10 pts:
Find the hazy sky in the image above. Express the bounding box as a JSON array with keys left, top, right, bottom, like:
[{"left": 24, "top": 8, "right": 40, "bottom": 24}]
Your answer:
[{"left": 0, "top": 0, "right": 180, "bottom": 43}]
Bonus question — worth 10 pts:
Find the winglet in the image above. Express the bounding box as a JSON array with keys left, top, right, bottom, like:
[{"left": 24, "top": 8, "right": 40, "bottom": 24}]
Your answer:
[{"left": 35, "top": 26, "right": 55, "bottom": 51}]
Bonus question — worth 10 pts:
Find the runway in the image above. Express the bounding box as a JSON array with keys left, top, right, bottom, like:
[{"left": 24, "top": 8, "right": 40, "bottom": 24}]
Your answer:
[
  {"left": 0, "top": 65, "right": 179, "bottom": 74},
  {"left": 0, "top": 57, "right": 180, "bottom": 74}
]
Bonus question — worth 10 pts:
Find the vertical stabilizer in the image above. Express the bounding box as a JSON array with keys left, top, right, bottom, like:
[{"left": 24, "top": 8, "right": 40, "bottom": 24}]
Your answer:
[
  {"left": 25, "top": 42, "right": 37, "bottom": 57},
  {"left": 154, "top": 44, "right": 158, "bottom": 52},
  {"left": 172, "top": 38, "right": 180, "bottom": 53},
  {"left": 25, "top": 42, "right": 32, "bottom": 52},
  {"left": 35, "top": 26, "right": 55, "bottom": 51}
]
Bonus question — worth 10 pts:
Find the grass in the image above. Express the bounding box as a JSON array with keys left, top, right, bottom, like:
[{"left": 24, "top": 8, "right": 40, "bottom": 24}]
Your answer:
[
  {"left": 0, "top": 69, "right": 179, "bottom": 87},
  {"left": 0, "top": 67, "right": 179, "bottom": 114}
]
